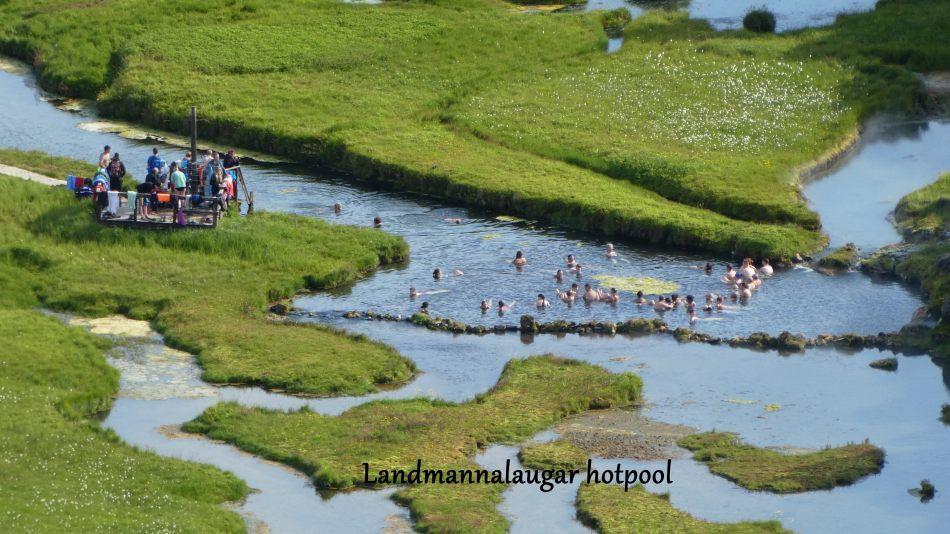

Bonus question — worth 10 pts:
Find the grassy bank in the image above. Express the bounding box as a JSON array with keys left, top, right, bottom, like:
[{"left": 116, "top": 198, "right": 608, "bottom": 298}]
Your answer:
[
  {"left": 895, "top": 172, "right": 950, "bottom": 241},
  {"left": 678, "top": 432, "right": 885, "bottom": 493},
  {"left": 0, "top": 164, "right": 414, "bottom": 396},
  {"left": 4, "top": 1, "right": 947, "bottom": 259},
  {"left": 0, "top": 308, "right": 247, "bottom": 531},
  {"left": 575, "top": 483, "right": 788, "bottom": 533},
  {"left": 184, "top": 356, "right": 642, "bottom": 532}
]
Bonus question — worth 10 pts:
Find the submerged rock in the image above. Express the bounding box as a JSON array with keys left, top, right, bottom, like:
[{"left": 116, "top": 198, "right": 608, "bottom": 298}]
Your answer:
[
  {"left": 869, "top": 357, "right": 898, "bottom": 371},
  {"left": 520, "top": 314, "right": 538, "bottom": 333}
]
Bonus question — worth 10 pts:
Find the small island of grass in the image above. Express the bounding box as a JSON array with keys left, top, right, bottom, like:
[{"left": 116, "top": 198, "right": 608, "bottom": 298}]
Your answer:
[
  {"left": 677, "top": 432, "right": 885, "bottom": 493},
  {"left": 519, "top": 439, "right": 588, "bottom": 471},
  {"left": 576, "top": 483, "right": 788, "bottom": 533}
]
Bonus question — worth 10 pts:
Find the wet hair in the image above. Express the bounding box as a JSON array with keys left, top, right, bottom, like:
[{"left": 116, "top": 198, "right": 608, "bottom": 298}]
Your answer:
[
  {"left": 515, "top": 251, "right": 524, "bottom": 258},
  {"left": 556, "top": 269, "right": 563, "bottom": 275},
  {"left": 716, "top": 295, "right": 724, "bottom": 302},
  {"left": 671, "top": 294, "right": 679, "bottom": 301},
  {"left": 112, "top": 153, "right": 120, "bottom": 160},
  {"left": 610, "top": 287, "right": 617, "bottom": 294},
  {"left": 432, "top": 268, "right": 441, "bottom": 278},
  {"left": 421, "top": 301, "right": 429, "bottom": 309},
  {"left": 373, "top": 216, "right": 382, "bottom": 226},
  {"left": 103, "top": 145, "right": 110, "bottom": 151},
  {"left": 636, "top": 290, "right": 643, "bottom": 298},
  {"left": 584, "top": 284, "right": 591, "bottom": 289},
  {"left": 664, "top": 297, "right": 672, "bottom": 304},
  {"left": 726, "top": 263, "right": 733, "bottom": 270},
  {"left": 571, "top": 283, "right": 578, "bottom": 289},
  {"left": 686, "top": 295, "right": 694, "bottom": 303},
  {"left": 498, "top": 300, "right": 505, "bottom": 308},
  {"left": 537, "top": 293, "right": 545, "bottom": 299},
  {"left": 567, "top": 254, "right": 575, "bottom": 261}
]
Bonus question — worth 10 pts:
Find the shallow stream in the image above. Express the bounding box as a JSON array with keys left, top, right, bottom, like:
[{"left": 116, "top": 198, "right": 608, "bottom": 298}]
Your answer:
[{"left": 3, "top": 43, "right": 950, "bottom": 533}]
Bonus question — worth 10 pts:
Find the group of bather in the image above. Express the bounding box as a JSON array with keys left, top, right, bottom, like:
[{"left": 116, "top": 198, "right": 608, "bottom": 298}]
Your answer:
[
  {"left": 412, "top": 242, "right": 774, "bottom": 321},
  {"left": 74, "top": 144, "right": 240, "bottom": 220}
]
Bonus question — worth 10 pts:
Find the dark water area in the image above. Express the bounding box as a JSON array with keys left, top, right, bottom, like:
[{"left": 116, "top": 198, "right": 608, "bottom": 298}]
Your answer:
[{"left": 5, "top": 53, "right": 950, "bottom": 533}]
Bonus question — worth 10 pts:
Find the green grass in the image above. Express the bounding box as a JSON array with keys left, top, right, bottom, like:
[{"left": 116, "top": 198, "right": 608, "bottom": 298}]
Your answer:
[
  {"left": 183, "top": 355, "right": 642, "bottom": 532},
  {"left": 519, "top": 439, "right": 588, "bottom": 470},
  {"left": 3, "top": 1, "right": 947, "bottom": 259},
  {"left": 0, "top": 308, "right": 248, "bottom": 531},
  {"left": 895, "top": 172, "right": 950, "bottom": 240},
  {"left": 677, "top": 432, "right": 885, "bottom": 493},
  {"left": 0, "top": 147, "right": 98, "bottom": 179},
  {"left": 576, "top": 483, "right": 788, "bottom": 533},
  {"left": 0, "top": 168, "right": 415, "bottom": 396},
  {"left": 818, "top": 242, "right": 860, "bottom": 269}
]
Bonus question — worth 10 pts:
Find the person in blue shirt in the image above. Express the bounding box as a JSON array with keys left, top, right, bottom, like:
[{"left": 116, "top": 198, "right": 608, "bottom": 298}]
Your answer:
[
  {"left": 180, "top": 151, "right": 192, "bottom": 175},
  {"left": 146, "top": 148, "right": 165, "bottom": 177}
]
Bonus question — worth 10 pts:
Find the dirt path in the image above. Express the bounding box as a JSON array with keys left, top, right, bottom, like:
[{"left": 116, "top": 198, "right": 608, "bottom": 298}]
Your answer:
[{"left": 0, "top": 163, "right": 63, "bottom": 186}]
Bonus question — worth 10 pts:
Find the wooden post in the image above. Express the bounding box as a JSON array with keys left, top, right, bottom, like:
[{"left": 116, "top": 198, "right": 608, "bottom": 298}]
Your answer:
[{"left": 190, "top": 107, "right": 199, "bottom": 192}]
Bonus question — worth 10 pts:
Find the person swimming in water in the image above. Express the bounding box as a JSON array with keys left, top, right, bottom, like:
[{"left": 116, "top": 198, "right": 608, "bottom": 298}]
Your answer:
[
  {"left": 635, "top": 290, "right": 646, "bottom": 305},
  {"left": 433, "top": 268, "right": 442, "bottom": 280},
  {"left": 480, "top": 299, "right": 492, "bottom": 313},
  {"left": 536, "top": 294, "right": 550, "bottom": 308},
  {"left": 444, "top": 217, "right": 462, "bottom": 224},
  {"left": 497, "top": 300, "right": 514, "bottom": 316},
  {"left": 739, "top": 282, "right": 752, "bottom": 300},
  {"left": 716, "top": 295, "right": 725, "bottom": 310},
  {"left": 685, "top": 295, "right": 696, "bottom": 315},
  {"left": 739, "top": 258, "right": 756, "bottom": 280},
  {"left": 604, "top": 287, "right": 620, "bottom": 304},
  {"left": 554, "top": 269, "right": 564, "bottom": 283},
  {"left": 513, "top": 251, "right": 527, "bottom": 267},
  {"left": 333, "top": 202, "right": 342, "bottom": 213},
  {"left": 723, "top": 264, "right": 736, "bottom": 283},
  {"left": 453, "top": 269, "right": 464, "bottom": 276},
  {"left": 759, "top": 259, "right": 774, "bottom": 276},
  {"left": 652, "top": 297, "right": 673, "bottom": 312},
  {"left": 703, "top": 293, "right": 714, "bottom": 312},
  {"left": 573, "top": 263, "right": 583, "bottom": 278},
  {"left": 704, "top": 261, "right": 713, "bottom": 274},
  {"left": 749, "top": 274, "right": 762, "bottom": 290},
  {"left": 373, "top": 216, "right": 382, "bottom": 228},
  {"left": 605, "top": 243, "right": 617, "bottom": 257},
  {"left": 567, "top": 254, "right": 576, "bottom": 268},
  {"left": 670, "top": 294, "right": 680, "bottom": 308},
  {"left": 419, "top": 301, "right": 430, "bottom": 315},
  {"left": 583, "top": 284, "right": 601, "bottom": 303},
  {"left": 410, "top": 287, "right": 419, "bottom": 299}
]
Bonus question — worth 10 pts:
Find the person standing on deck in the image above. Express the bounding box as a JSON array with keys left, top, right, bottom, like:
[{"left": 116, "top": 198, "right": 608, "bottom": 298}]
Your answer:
[
  {"left": 146, "top": 148, "right": 165, "bottom": 178},
  {"left": 169, "top": 162, "right": 187, "bottom": 194},
  {"left": 180, "top": 151, "right": 192, "bottom": 176},
  {"left": 107, "top": 153, "right": 126, "bottom": 192},
  {"left": 98, "top": 145, "right": 111, "bottom": 169},
  {"left": 223, "top": 149, "right": 240, "bottom": 169}
]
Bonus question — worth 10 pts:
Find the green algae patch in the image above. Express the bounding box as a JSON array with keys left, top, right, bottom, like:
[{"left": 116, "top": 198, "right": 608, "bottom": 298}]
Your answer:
[
  {"left": 591, "top": 275, "right": 679, "bottom": 294},
  {"left": 519, "top": 440, "right": 588, "bottom": 471},
  {"left": 576, "top": 483, "right": 788, "bottom": 534},
  {"left": 0, "top": 172, "right": 414, "bottom": 396},
  {"left": 0, "top": 308, "right": 247, "bottom": 532},
  {"left": 184, "top": 355, "right": 642, "bottom": 532},
  {"left": 677, "top": 432, "right": 885, "bottom": 493}
]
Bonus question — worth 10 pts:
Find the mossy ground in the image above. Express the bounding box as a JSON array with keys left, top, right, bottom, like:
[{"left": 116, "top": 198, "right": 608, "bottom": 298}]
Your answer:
[
  {"left": 677, "top": 432, "right": 884, "bottom": 493},
  {"left": 895, "top": 172, "right": 950, "bottom": 240},
  {"left": 184, "top": 356, "right": 642, "bottom": 532},
  {"left": 818, "top": 242, "right": 859, "bottom": 270},
  {"left": 519, "top": 439, "right": 588, "bottom": 470},
  {"left": 0, "top": 308, "right": 248, "bottom": 531},
  {"left": 0, "top": 161, "right": 414, "bottom": 396},
  {"left": 2, "top": 1, "right": 948, "bottom": 258},
  {"left": 575, "top": 483, "right": 788, "bottom": 533}
]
